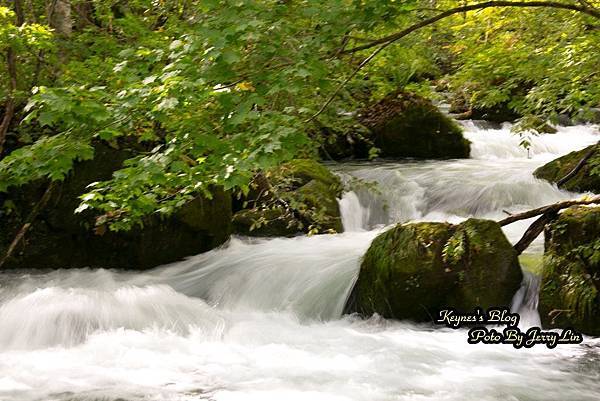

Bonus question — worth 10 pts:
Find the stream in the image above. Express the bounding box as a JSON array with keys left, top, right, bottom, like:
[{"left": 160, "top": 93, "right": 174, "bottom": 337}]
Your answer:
[{"left": 1, "top": 123, "right": 600, "bottom": 401}]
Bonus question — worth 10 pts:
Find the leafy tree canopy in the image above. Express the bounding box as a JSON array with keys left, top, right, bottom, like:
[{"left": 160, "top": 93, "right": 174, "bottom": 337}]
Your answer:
[{"left": 0, "top": 0, "right": 598, "bottom": 230}]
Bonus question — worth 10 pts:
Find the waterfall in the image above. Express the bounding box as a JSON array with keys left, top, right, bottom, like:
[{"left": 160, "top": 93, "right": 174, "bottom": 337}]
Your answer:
[
  {"left": 0, "top": 123, "right": 599, "bottom": 401},
  {"left": 510, "top": 271, "right": 542, "bottom": 328}
]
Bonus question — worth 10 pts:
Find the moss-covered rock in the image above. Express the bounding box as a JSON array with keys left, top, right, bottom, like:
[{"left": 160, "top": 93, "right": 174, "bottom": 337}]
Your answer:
[
  {"left": 360, "top": 91, "right": 471, "bottom": 159},
  {"left": 272, "top": 158, "right": 340, "bottom": 188},
  {"left": 533, "top": 144, "right": 600, "bottom": 193},
  {"left": 0, "top": 142, "right": 232, "bottom": 270},
  {"left": 345, "top": 218, "right": 522, "bottom": 321},
  {"left": 232, "top": 207, "right": 299, "bottom": 237},
  {"left": 231, "top": 159, "right": 343, "bottom": 237},
  {"left": 539, "top": 206, "right": 600, "bottom": 335}
]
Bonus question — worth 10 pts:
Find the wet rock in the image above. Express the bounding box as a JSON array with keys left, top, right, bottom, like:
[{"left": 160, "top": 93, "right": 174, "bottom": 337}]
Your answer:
[
  {"left": 533, "top": 144, "right": 600, "bottom": 193},
  {"left": 0, "top": 142, "right": 232, "bottom": 270},
  {"left": 345, "top": 219, "right": 522, "bottom": 321},
  {"left": 539, "top": 206, "right": 600, "bottom": 336},
  {"left": 232, "top": 159, "right": 343, "bottom": 236},
  {"left": 359, "top": 91, "right": 471, "bottom": 159}
]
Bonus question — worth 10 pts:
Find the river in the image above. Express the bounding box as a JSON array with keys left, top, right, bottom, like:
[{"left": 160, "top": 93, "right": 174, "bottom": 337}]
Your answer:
[{"left": 0, "top": 123, "right": 599, "bottom": 401}]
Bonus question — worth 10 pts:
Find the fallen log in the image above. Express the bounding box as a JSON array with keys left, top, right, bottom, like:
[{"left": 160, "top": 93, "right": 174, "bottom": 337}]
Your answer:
[
  {"left": 498, "top": 195, "right": 600, "bottom": 227},
  {"left": 497, "top": 195, "right": 600, "bottom": 255}
]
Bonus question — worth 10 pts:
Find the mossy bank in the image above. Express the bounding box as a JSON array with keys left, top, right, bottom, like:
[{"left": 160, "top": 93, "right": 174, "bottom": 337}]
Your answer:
[{"left": 539, "top": 206, "right": 600, "bottom": 336}]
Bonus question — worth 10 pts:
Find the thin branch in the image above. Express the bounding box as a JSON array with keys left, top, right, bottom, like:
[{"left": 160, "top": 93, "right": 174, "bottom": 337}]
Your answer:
[
  {"left": 305, "top": 41, "right": 392, "bottom": 123},
  {"left": 0, "top": 0, "right": 24, "bottom": 157},
  {"left": 0, "top": 49, "right": 18, "bottom": 158}
]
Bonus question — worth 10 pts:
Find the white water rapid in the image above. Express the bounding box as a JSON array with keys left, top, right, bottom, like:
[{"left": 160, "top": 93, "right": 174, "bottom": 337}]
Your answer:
[{"left": 1, "top": 123, "right": 600, "bottom": 401}]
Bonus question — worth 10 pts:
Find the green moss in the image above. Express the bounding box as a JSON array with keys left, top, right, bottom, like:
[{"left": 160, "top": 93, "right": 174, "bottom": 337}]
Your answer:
[
  {"left": 349, "top": 222, "right": 453, "bottom": 319},
  {"left": 539, "top": 206, "right": 600, "bottom": 335},
  {"left": 177, "top": 187, "right": 232, "bottom": 241},
  {"left": 534, "top": 145, "right": 600, "bottom": 193},
  {"left": 347, "top": 218, "right": 522, "bottom": 321},
  {"left": 445, "top": 219, "right": 522, "bottom": 312},
  {"left": 272, "top": 159, "right": 342, "bottom": 190}
]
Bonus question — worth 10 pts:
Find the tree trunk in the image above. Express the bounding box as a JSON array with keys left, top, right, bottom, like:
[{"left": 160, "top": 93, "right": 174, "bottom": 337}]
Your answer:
[
  {"left": 49, "top": 0, "right": 72, "bottom": 37},
  {"left": 0, "top": 0, "right": 24, "bottom": 158}
]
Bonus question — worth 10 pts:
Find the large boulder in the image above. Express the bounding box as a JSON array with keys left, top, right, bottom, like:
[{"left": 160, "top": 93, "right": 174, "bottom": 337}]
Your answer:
[
  {"left": 539, "top": 206, "right": 600, "bottom": 336},
  {"left": 232, "top": 159, "right": 343, "bottom": 236},
  {"left": 359, "top": 91, "right": 471, "bottom": 159},
  {"left": 0, "top": 142, "right": 232, "bottom": 270},
  {"left": 534, "top": 144, "right": 600, "bottom": 193},
  {"left": 345, "top": 219, "right": 523, "bottom": 321}
]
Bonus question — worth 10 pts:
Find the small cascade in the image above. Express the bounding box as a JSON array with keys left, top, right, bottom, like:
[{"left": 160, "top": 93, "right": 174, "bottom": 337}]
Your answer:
[
  {"left": 338, "top": 191, "right": 367, "bottom": 232},
  {"left": 510, "top": 271, "right": 542, "bottom": 328},
  {"left": 336, "top": 124, "right": 599, "bottom": 233}
]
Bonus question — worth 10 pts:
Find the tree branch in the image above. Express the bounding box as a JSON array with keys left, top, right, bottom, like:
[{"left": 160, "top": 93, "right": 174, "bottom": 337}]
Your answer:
[
  {"left": 309, "top": 1, "right": 599, "bottom": 122},
  {"left": 343, "top": 1, "right": 599, "bottom": 54},
  {"left": 513, "top": 211, "right": 557, "bottom": 254},
  {"left": 498, "top": 195, "right": 600, "bottom": 226}
]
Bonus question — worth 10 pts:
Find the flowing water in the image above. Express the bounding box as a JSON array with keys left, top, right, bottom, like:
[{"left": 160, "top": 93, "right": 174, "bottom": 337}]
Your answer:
[{"left": 1, "top": 123, "right": 600, "bottom": 401}]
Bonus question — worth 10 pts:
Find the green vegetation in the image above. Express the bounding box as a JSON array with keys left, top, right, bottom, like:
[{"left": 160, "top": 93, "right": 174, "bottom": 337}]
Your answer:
[{"left": 0, "top": 0, "right": 599, "bottom": 234}]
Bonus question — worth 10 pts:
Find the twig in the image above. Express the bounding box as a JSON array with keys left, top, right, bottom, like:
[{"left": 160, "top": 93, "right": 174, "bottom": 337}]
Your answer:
[{"left": 305, "top": 41, "right": 392, "bottom": 123}]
